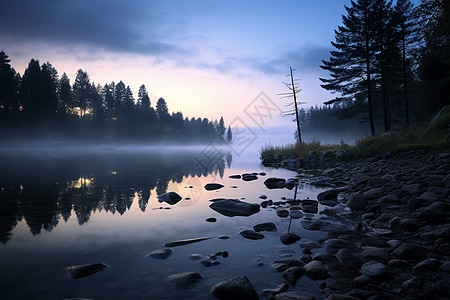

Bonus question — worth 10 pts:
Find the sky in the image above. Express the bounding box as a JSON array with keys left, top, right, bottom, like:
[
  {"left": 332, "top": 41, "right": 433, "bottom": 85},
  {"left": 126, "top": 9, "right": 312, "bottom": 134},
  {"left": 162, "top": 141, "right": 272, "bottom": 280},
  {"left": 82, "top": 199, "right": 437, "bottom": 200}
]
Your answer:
[{"left": 0, "top": 0, "right": 419, "bottom": 130}]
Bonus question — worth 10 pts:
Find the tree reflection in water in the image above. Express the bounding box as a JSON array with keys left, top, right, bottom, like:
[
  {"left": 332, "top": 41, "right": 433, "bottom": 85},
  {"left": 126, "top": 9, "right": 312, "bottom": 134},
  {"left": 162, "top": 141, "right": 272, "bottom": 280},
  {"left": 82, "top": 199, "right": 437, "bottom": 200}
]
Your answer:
[{"left": 0, "top": 148, "right": 230, "bottom": 244}]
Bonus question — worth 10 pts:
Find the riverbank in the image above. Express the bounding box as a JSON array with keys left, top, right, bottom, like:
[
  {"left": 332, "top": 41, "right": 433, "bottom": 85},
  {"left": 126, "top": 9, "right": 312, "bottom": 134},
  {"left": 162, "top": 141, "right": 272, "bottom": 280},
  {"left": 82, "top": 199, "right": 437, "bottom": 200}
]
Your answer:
[
  {"left": 260, "top": 106, "right": 450, "bottom": 163},
  {"left": 257, "top": 149, "right": 450, "bottom": 299}
]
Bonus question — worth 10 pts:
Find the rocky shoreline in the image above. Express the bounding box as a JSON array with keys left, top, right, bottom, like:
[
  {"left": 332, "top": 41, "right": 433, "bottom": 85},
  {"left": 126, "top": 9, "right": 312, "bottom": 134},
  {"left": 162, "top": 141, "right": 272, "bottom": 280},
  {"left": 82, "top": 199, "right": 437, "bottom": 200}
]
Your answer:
[{"left": 254, "top": 150, "right": 450, "bottom": 299}]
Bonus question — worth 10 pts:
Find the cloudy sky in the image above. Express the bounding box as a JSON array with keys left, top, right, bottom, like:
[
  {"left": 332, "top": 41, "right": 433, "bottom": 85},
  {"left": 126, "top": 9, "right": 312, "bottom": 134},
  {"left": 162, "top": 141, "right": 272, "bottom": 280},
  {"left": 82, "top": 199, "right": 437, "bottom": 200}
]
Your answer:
[{"left": 0, "top": 0, "right": 418, "bottom": 129}]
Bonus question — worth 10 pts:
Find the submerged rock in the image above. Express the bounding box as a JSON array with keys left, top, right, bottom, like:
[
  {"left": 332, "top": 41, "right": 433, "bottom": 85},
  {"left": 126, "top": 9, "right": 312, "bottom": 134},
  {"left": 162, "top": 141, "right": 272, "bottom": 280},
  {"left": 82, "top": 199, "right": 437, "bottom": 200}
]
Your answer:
[
  {"left": 146, "top": 248, "right": 173, "bottom": 259},
  {"left": 242, "top": 173, "right": 258, "bottom": 181},
  {"left": 264, "top": 178, "right": 286, "bottom": 189},
  {"left": 204, "top": 183, "right": 225, "bottom": 191},
  {"left": 157, "top": 192, "right": 182, "bottom": 205},
  {"left": 209, "top": 199, "right": 260, "bottom": 217},
  {"left": 211, "top": 276, "right": 258, "bottom": 300},
  {"left": 254, "top": 222, "right": 277, "bottom": 232},
  {"left": 67, "top": 263, "right": 109, "bottom": 279},
  {"left": 167, "top": 272, "right": 202, "bottom": 289},
  {"left": 261, "top": 283, "right": 288, "bottom": 298},
  {"left": 239, "top": 229, "right": 265, "bottom": 240},
  {"left": 163, "top": 237, "right": 212, "bottom": 247},
  {"left": 280, "top": 232, "right": 301, "bottom": 245},
  {"left": 274, "top": 291, "right": 315, "bottom": 300}
]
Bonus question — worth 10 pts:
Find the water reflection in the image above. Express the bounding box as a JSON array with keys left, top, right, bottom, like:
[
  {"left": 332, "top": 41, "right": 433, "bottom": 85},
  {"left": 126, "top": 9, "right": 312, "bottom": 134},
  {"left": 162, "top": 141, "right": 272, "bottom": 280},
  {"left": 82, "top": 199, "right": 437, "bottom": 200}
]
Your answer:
[{"left": 0, "top": 148, "right": 231, "bottom": 244}]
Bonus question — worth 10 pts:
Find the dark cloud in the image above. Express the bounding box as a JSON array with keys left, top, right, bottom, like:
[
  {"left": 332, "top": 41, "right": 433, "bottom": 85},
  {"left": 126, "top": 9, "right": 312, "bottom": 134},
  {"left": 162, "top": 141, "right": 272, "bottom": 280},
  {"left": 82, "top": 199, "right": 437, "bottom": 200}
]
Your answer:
[{"left": 0, "top": 0, "right": 189, "bottom": 58}]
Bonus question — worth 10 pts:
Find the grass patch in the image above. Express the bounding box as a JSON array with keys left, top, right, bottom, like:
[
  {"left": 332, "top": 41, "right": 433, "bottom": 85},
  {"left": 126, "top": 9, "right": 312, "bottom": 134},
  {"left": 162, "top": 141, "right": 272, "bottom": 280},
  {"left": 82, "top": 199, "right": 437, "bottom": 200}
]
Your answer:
[{"left": 261, "top": 108, "right": 450, "bottom": 160}]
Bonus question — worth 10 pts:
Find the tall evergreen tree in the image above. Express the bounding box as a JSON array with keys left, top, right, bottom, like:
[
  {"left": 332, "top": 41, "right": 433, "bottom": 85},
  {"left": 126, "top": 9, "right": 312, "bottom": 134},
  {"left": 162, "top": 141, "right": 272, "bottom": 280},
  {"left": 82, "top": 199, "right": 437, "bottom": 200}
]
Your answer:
[
  {"left": 394, "top": 0, "right": 415, "bottom": 126},
  {"left": 73, "top": 69, "right": 91, "bottom": 118},
  {"left": 123, "top": 86, "right": 135, "bottom": 122},
  {"left": 40, "top": 62, "right": 59, "bottom": 119},
  {"left": 156, "top": 97, "right": 170, "bottom": 124},
  {"left": 20, "top": 59, "right": 41, "bottom": 119},
  {"left": 0, "top": 51, "right": 20, "bottom": 115},
  {"left": 114, "top": 81, "right": 127, "bottom": 120},
  {"left": 58, "top": 72, "right": 72, "bottom": 116},
  {"left": 218, "top": 116, "right": 226, "bottom": 138},
  {"left": 103, "top": 82, "right": 115, "bottom": 120},
  {"left": 320, "top": 0, "right": 378, "bottom": 136}
]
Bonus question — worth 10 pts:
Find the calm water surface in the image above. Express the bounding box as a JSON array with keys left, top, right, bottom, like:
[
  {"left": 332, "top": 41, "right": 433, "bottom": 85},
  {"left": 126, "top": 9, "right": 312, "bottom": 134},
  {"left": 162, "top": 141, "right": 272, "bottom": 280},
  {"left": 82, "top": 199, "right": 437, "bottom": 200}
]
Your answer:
[{"left": 0, "top": 144, "right": 339, "bottom": 300}]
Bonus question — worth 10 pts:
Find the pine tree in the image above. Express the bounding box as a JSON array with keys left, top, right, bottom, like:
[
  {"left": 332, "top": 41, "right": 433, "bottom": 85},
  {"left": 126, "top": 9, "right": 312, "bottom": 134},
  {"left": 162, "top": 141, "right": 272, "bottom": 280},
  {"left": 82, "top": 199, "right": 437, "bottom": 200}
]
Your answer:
[
  {"left": 320, "top": 0, "right": 378, "bottom": 136},
  {"left": 156, "top": 97, "right": 169, "bottom": 124},
  {"left": 73, "top": 69, "right": 91, "bottom": 118},
  {"left": 226, "top": 126, "right": 233, "bottom": 143},
  {"left": 218, "top": 116, "right": 226, "bottom": 137},
  {"left": 58, "top": 73, "right": 72, "bottom": 116},
  {"left": 0, "top": 51, "right": 20, "bottom": 115}
]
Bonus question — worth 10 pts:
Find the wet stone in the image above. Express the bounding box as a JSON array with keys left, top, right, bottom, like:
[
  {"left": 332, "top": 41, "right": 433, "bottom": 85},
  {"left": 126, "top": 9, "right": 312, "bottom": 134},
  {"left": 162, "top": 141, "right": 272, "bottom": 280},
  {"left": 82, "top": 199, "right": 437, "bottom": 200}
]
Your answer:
[
  {"left": 259, "top": 194, "right": 267, "bottom": 199},
  {"left": 239, "top": 229, "right": 265, "bottom": 240},
  {"left": 253, "top": 222, "right": 277, "bottom": 232},
  {"left": 146, "top": 248, "right": 173, "bottom": 259},
  {"left": 211, "top": 276, "right": 258, "bottom": 300},
  {"left": 242, "top": 174, "right": 258, "bottom": 181},
  {"left": 261, "top": 283, "right": 289, "bottom": 298},
  {"left": 276, "top": 207, "right": 290, "bottom": 218},
  {"left": 280, "top": 232, "right": 301, "bottom": 245},
  {"left": 393, "top": 243, "right": 427, "bottom": 260},
  {"left": 360, "top": 261, "right": 388, "bottom": 280},
  {"left": 290, "top": 210, "right": 304, "bottom": 219},
  {"left": 282, "top": 267, "right": 305, "bottom": 285},
  {"left": 157, "top": 192, "right": 182, "bottom": 205},
  {"left": 229, "top": 174, "right": 241, "bottom": 179},
  {"left": 205, "top": 217, "right": 217, "bottom": 222},
  {"left": 204, "top": 183, "right": 224, "bottom": 191},
  {"left": 189, "top": 254, "right": 203, "bottom": 261},
  {"left": 275, "top": 291, "right": 315, "bottom": 300},
  {"left": 264, "top": 178, "right": 286, "bottom": 189},
  {"left": 67, "top": 263, "right": 109, "bottom": 279},
  {"left": 166, "top": 272, "right": 202, "bottom": 289},
  {"left": 304, "top": 260, "right": 328, "bottom": 280}
]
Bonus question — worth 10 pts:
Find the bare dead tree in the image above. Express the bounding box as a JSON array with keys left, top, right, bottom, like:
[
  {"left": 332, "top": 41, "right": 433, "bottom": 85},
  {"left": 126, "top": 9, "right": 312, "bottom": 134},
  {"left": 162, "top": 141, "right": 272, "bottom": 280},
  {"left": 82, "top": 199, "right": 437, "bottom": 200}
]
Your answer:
[{"left": 279, "top": 67, "right": 307, "bottom": 143}]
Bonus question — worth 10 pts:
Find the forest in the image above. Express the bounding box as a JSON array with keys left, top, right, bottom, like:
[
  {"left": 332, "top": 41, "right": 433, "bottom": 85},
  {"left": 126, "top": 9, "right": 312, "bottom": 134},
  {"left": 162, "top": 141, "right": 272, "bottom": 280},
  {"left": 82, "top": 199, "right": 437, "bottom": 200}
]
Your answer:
[
  {"left": 0, "top": 53, "right": 232, "bottom": 144},
  {"left": 301, "top": 0, "right": 449, "bottom": 138}
]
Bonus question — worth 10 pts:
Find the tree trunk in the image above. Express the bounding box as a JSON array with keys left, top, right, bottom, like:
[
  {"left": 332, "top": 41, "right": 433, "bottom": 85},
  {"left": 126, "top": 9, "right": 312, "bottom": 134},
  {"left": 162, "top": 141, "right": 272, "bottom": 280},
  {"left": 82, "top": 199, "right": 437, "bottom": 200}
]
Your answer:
[{"left": 402, "top": 37, "right": 410, "bottom": 126}]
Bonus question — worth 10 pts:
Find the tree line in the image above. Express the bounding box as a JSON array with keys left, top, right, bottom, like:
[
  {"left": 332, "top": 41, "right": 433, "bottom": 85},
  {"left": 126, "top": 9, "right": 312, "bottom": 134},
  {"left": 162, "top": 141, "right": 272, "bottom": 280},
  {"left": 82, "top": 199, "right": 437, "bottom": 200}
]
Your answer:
[
  {"left": 0, "top": 53, "right": 232, "bottom": 143},
  {"left": 319, "top": 0, "right": 449, "bottom": 136}
]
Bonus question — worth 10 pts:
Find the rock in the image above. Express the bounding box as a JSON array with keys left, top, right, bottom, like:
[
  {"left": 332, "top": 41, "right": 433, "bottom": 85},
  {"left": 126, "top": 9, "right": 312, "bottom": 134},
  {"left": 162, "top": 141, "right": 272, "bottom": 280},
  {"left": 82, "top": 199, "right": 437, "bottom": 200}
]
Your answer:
[
  {"left": 67, "top": 263, "right": 109, "bottom": 279},
  {"left": 218, "top": 235, "right": 231, "bottom": 239},
  {"left": 258, "top": 194, "right": 267, "bottom": 199},
  {"left": 211, "top": 276, "right": 258, "bottom": 300},
  {"left": 387, "top": 259, "right": 409, "bottom": 269},
  {"left": 377, "top": 194, "right": 400, "bottom": 204},
  {"left": 353, "top": 274, "right": 374, "bottom": 286},
  {"left": 439, "top": 261, "right": 450, "bottom": 272},
  {"left": 367, "top": 177, "right": 387, "bottom": 188},
  {"left": 414, "top": 202, "right": 447, "bottom": 225},
  {"left": 201, "top": 258, "right": 221, "bottom": 267},
  {"left": 209, "top": 199, "right": 260, "bottom": 217},
  {"left": 146, "top": 248, "right": 173, "bottom": 259},
  {"left": 412, "top": 258, "right": 441, "bottom": 273},
  {"left": 164, "top": 237, "right": 212, "bottom": 247},
  {"left": 326, "top": 238, "right": 353, "bottom": 249},
  {"left": 336, "top": 248, "right": 360, "bottom": 267},
  {"left": 360, "top": 261, "right": 388, "bottom": 280},
  {"left": 222, "top": 251, "right": 229, "bottom": 258},
  {"left": 264, "top": 178, "right": 286, "bottom": 189},
  {"left": 403, "top": 276, "right": 424, "bottom": 289},
  {"left": 280, "top": 232, "right": 301, "bottom": 245},
  {"left": 434, "top": 278, "right": 450, "bottom": 297},
  {"left": 302, "top": 200, "right": 319, "bottom": 213},
  {"left": 435, "top": 225, "right": 450, "bottom": 239},
  {"left": 239, "top": 230, "right": 265, "bottom": 240},
  {"left": 317, "top": 190, "right": 338, "bottom": 202},
  {"left": 275, "top": 291, "right": 315, "bottom": 300},
  {"left": 398, "top": 218, "right": 420, "bottom": 230},
  {"left": 260, "top": 283, "right": 288, "bottom": 298},
  {"left": 304, "top": 260, "right": 328, "bottom": 280},
  {"left": 282, "top": 267, "right": 305, "bottom": 285},
  {"left": 206, "top": 217, "right": 217, "bottom": 223},
  {"left": 229, "top": 175, "right": 241, "bottom": 179},
  {"left": 326, "top": 294, "right": 360, "bottom": 300},
  {"left": 348, "top": 193, "right": 367, "bottom": 210},
  {"left": 253, "top": 222, "right": 277, "bottom": 232},
  {"left": 290, "top": 210, "right": 304, "bottom": 219},
  {"left": 393, "top": 243, "right": 427, "bottom": 260},
  {"left": 276, "top": 207, "right": 290, "bottom": 218},
  {"left": 301, "top": 220, "right": 322, "bottom": 231},
  {"left": 262, "top": 156, "right": 278, "bottom": 166},
  {"left": 189, "top": 254, "right": 203, "bottom": 261},
  {"left": 363, "top": 188, "right": 384, "bottom": 200},
  {"left": 167, "top": 272, "right": 202, "bottom": 289},
  {"left": 361, "top": 246, "right": 390, "bottom": 262},
  {"left": 204, "top": 183, "right": 224, "bottom": 191},
  {"left": 157, "top": 192, "right": 182, "bottom": 205},
  {"left": 242, "top": 174, "right": 258, "bottom": 181}
]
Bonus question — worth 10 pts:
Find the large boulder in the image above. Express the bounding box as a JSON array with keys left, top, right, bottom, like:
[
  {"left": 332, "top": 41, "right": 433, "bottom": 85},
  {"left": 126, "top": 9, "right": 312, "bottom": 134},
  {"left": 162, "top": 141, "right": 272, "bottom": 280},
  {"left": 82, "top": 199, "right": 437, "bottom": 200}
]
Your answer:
[
  {"left": 209, "top": 199, "right": 260, "bottom": 217},
  {"left": 157, "top": 192, "right": 182, "bottom": 205},
  {"left": 211, "top": 276, "right": 258, "bottom": 300},
  {"left": 67, "top": 263, "right": 109, "bottom": 279},
  {"left": 264, "top": 178, "right": 286, "bottom": 189},
  {"left": 204, "top": 183, "right": 224, "bottom": 191},
  {"left": 167, "top": 272, "right": 202, "bottom": 289}
]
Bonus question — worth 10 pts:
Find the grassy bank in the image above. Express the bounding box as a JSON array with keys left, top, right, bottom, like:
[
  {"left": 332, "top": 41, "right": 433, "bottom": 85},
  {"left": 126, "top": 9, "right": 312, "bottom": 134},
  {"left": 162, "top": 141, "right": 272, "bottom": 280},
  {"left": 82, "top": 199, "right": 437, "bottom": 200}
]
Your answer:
[{"left": 261, "top": 108, "right": 450, "bottom": 159}]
